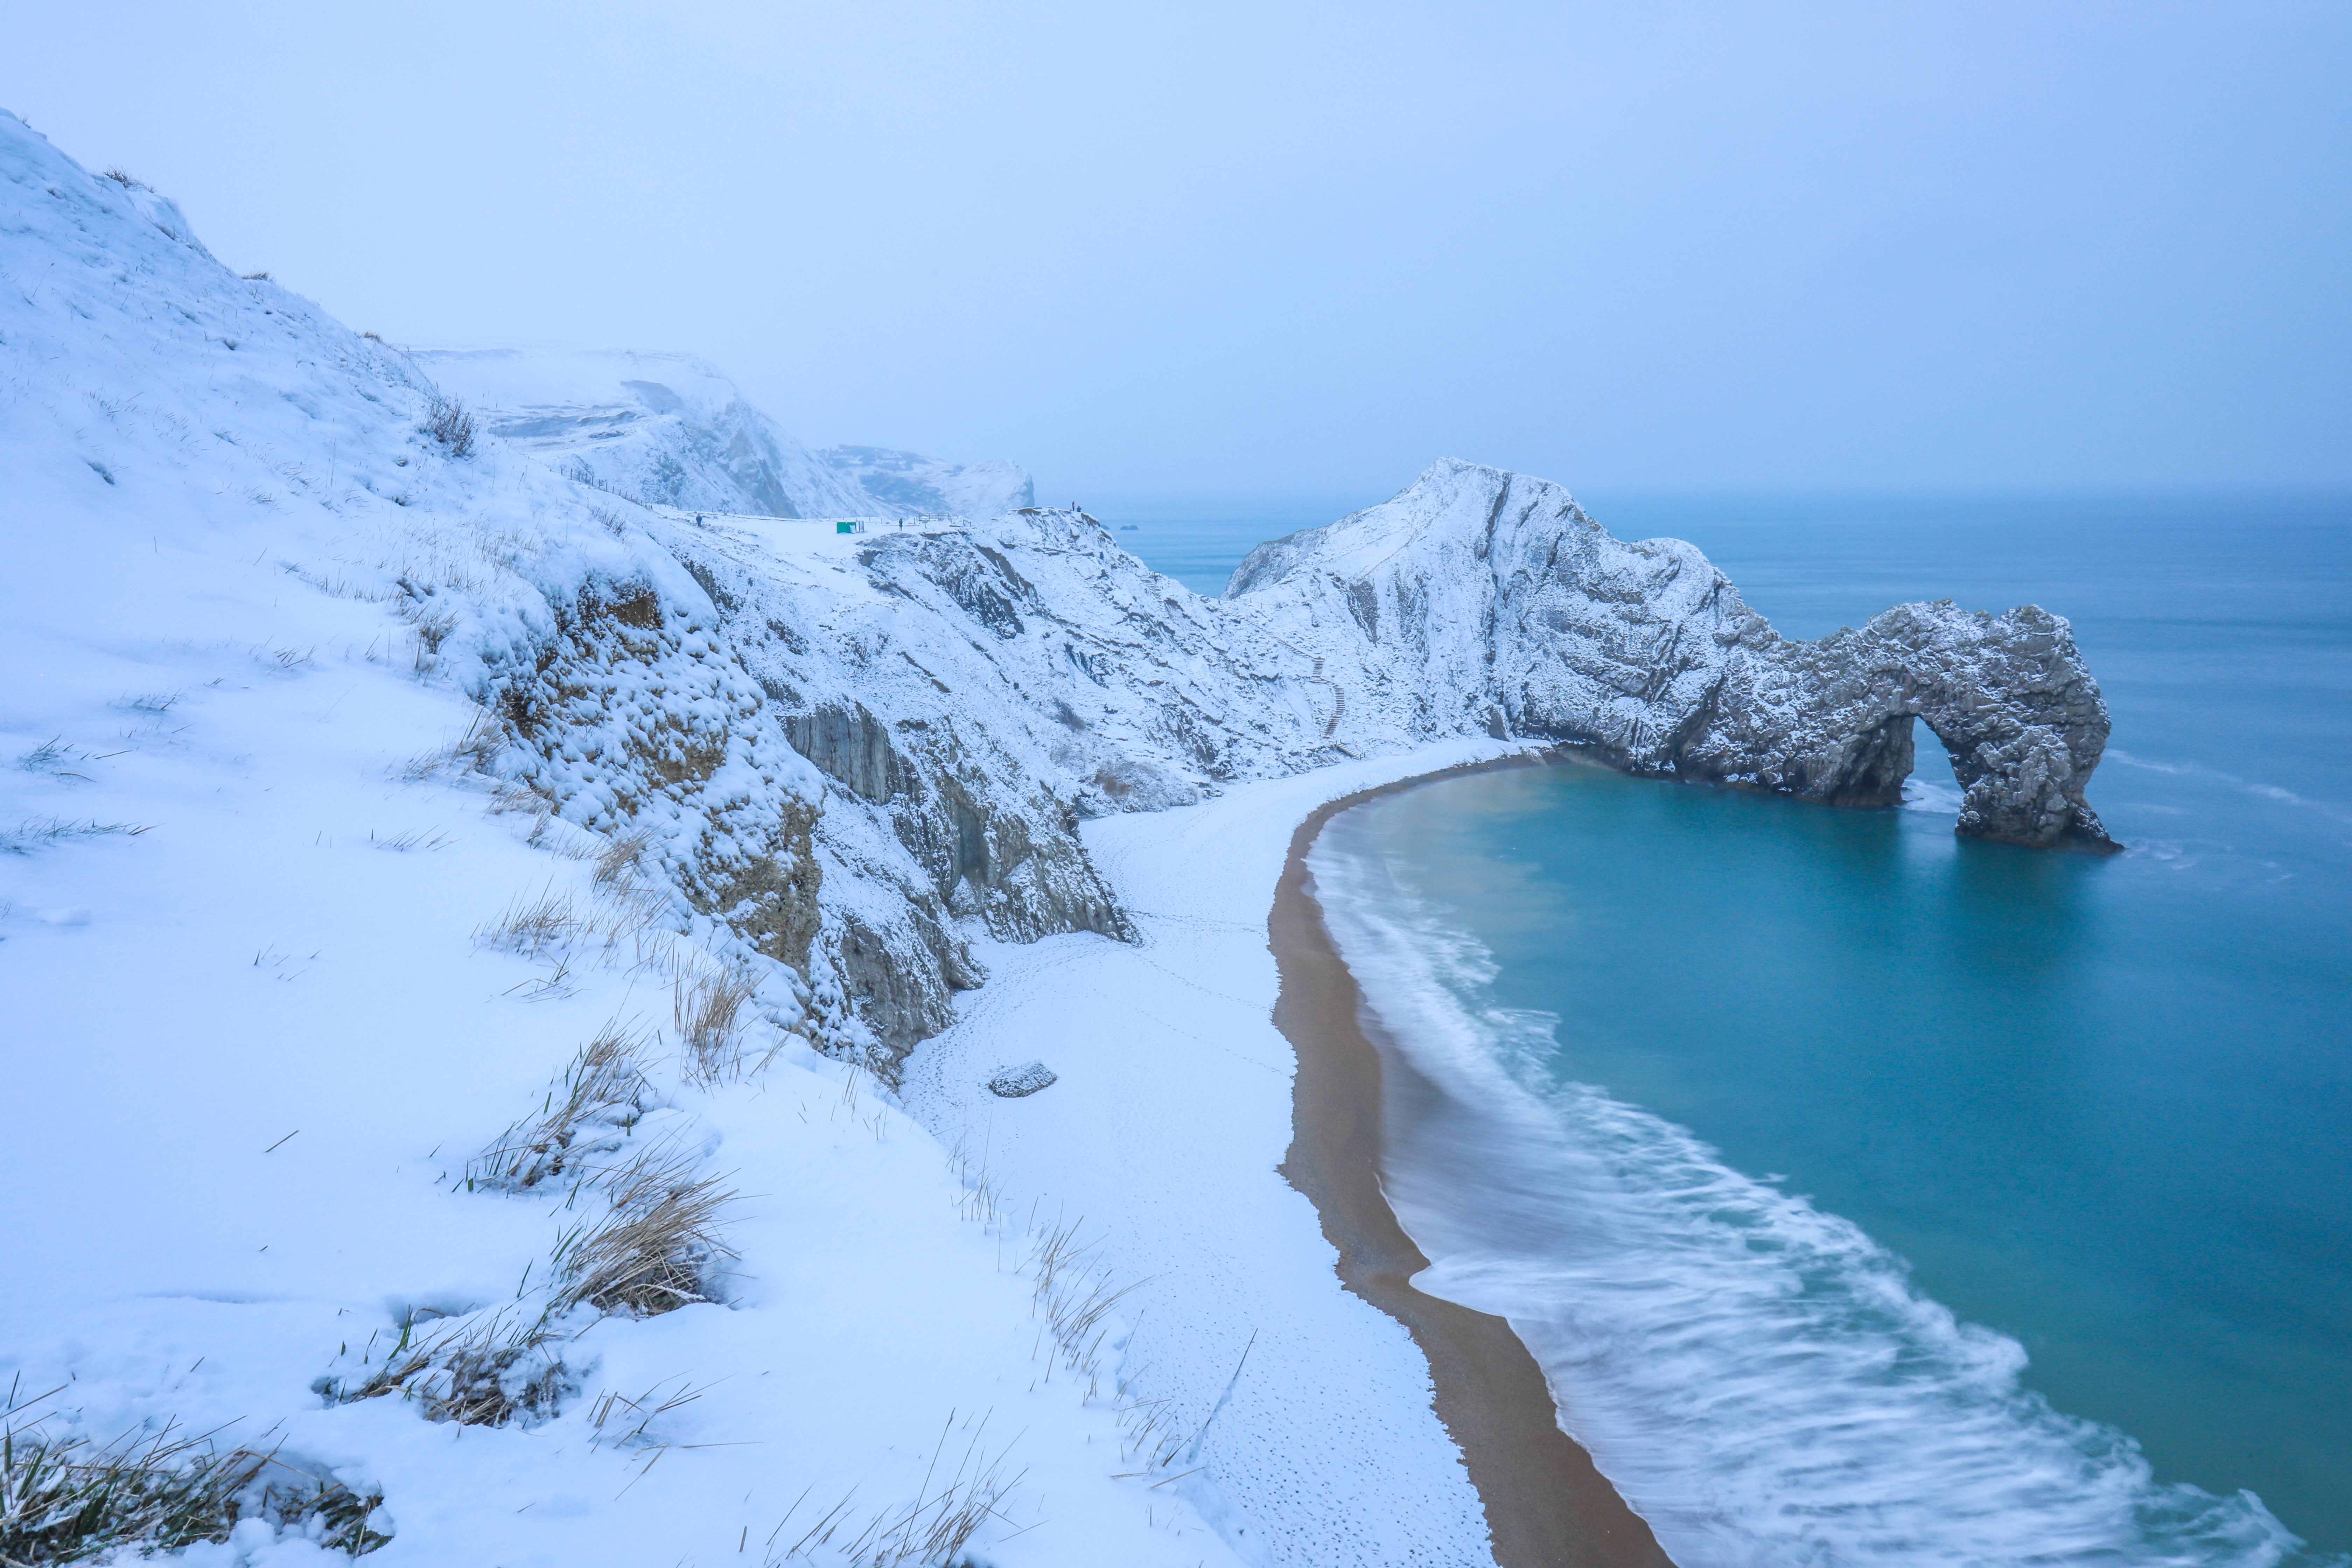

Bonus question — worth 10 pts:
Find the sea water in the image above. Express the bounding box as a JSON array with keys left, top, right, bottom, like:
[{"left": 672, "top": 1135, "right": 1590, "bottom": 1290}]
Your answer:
[{"left": 1122, "top": 491, "right": 2352, "bottom": 1566}]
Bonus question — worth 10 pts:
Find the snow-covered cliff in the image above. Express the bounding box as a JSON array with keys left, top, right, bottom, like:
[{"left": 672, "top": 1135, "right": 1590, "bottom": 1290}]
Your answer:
[
  {"left": 816, "top": 444, "right": 1035, "bottom": 517},
  {"left": 410, "top": 346, "right": 1034, "bottom": 523},
  {"left": 0, "top": 111, "right": 1245, "bottom": 1568}
]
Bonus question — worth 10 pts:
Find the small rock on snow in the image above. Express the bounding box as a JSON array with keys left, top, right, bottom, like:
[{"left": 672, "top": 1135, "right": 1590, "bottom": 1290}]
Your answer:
[{"left": 986, "top": 1061, "right": 1057, "bottom": 1098}]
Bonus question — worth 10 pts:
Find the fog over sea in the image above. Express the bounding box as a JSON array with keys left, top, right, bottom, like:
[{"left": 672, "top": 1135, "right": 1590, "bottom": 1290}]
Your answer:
[{"left": 1115, "top": 489, "right": 2352, "bottom": 1565}]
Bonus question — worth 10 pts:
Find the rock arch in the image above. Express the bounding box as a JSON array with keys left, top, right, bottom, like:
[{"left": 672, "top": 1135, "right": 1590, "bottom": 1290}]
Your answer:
[{"left": 1675, "top": 600, "right": 2120, "bottom": 850}]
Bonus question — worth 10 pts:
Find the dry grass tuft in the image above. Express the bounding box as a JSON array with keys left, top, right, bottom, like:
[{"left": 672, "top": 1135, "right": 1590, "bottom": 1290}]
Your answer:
[
  {"left": 764, "top": 1412, "right": 1023, "bottom": 1566},
  {"left": 323, "top": 1308, "right": 570, "bottom": 1430},
  {"left": 15, "top": 738, "right": 76, "bottom": 775},
  {"left": 423, "top": 394, "right": 476, "bottom": 458},
  {"left": 1, "top": 819, "right": 143, "bottom": 855},
  {"left": 1027, "top": 1218, "right": 1146, "bottom": 1392},
  {"left": 473, "top": 887, "right": 578, "bottom": 957},
  {"left": 467, "top": 1023, "right": 652, "bottom": 1192},
  {"left": 399, "top": 712, "right": 502, "bottom": 781},
  {"left": 593, "top": 828, "right": 652, "bottom": 892},
  {"left": 406, "top": 609, "right": 456, "bottom": 672},
  {"left": 1, "top": 1388, "right": 387, "bottom": 1561},
  {"left": 673, "top": 968, "right": 758, "bottom": 1084},
  {"left": 551, "top": 1143, "right": 739, "bottom": 1317},
  {"left": 370, "top": 827, "right": 452, "bottom": 853},
  {"left": 485, "top": 779, "right": 553, "bottom": 817},
  {"left": 583, "top": 1377, "right": 712, "bottom": 1452}
]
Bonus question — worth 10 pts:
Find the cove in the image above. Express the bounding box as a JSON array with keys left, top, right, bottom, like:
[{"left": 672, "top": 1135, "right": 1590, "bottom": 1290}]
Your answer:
[{"left": 1209, "top": 488, "right": 2352, "bottom": 1564}]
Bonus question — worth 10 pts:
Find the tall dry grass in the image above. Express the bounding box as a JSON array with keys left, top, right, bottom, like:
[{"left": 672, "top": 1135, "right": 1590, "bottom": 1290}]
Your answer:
[
  {"left": 2, "top": 1385, "right": 387, "bottom": 1562},
  {"left": 550, "top": 1142, "right": 739, "bottom": 1317},
  {"left": 762, "top": 1411, "right": 1023, "bottom": 1567},
  {"left": 467, "top": 1023, "right": 652, "bottom": 1192}
]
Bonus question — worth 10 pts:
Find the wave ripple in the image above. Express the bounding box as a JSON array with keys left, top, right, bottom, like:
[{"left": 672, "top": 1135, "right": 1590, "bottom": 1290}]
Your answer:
[{"left": 1309, "top": 816, "right": 2328, "bottom": 1568}]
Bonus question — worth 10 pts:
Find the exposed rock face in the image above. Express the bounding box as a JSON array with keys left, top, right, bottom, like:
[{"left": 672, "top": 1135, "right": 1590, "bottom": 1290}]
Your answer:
[{"left": 1228, "top": 458, "right": 2118, "bottom": 849}]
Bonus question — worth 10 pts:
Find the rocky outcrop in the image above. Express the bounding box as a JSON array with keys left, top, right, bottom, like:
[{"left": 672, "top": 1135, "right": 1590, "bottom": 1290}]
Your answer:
[
  {"left": 1229, "top": 459, "right": 2118, "bottom": 849},
  {"left": 1675, "top": 601, "right": 2116, "bottom": 848}
]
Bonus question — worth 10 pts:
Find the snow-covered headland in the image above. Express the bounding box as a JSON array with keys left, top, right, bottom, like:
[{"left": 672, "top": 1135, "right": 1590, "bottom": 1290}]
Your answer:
[{"left": 1, "top": 106, "right": 2116, "bottom": 1567}]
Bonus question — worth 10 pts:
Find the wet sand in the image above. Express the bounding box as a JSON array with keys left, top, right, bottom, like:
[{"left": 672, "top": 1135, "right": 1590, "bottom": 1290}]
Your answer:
[{"left": 1272, "top": 760, "right": 1674, "bottom": 1568}]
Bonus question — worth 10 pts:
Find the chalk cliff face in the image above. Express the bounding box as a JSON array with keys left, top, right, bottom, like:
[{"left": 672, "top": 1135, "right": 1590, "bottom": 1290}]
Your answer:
[{"left": 1228, "top": 458, "right": 2118, "bottom": 849}]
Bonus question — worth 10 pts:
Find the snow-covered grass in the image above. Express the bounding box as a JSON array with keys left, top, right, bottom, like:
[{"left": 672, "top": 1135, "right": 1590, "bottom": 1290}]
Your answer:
[{"left": 2, "top": 1388, "right": 388, "bottom": 1564}]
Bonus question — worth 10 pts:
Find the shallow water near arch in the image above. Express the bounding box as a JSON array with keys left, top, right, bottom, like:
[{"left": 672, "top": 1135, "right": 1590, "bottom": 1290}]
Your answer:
[{"left": 1270, "top": 492, "right": 2352, "bottom": 1563}]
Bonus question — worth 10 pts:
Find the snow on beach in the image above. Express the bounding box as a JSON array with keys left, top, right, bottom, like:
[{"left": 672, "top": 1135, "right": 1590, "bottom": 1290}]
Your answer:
[{"left": 906, "top": 740, "right": 1533, "bottom": 1563}]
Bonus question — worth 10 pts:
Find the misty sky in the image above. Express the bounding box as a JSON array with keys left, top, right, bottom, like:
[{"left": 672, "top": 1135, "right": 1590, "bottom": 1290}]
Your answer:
[{"left": 6, "top": 2, "right": 2347, "bottom": 501}]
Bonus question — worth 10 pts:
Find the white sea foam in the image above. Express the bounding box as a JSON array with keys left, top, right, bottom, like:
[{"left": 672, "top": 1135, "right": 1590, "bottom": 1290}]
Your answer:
[
  {"left": 1308, "top": 811, "right": 2332, "bottom": 1568},
  {"left": 2108, "top": 749, "right": 2350, "bottom": 824},
  {"left": 1901, "top": 774, "right": 1966, "bottom": 814}
]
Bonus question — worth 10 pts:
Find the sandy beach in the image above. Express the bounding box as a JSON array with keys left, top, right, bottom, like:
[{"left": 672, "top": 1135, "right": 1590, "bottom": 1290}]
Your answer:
[
  {"left": 896, "top": 740, "right": 1672, "bottom": 1561},
  {"left": 1271, "top": 764, "right": 1674, "bottom": 1568}
]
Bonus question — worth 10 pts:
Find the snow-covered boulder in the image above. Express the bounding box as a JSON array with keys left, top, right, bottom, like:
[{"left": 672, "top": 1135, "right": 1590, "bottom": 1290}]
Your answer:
[{"left": 987, "top": 1060, "right": 1058, "bottom": 1098}]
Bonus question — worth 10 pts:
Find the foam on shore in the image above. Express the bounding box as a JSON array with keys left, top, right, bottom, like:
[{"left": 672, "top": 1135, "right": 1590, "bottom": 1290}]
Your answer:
[{"left": 1309, "top": 796, "right": 2316, "bottom": 1567}]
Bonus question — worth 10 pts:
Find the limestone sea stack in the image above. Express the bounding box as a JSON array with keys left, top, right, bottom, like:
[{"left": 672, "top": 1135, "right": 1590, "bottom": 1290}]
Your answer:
[{"left": 1230, "top": 459, "right": 2118, "bottom": 850}]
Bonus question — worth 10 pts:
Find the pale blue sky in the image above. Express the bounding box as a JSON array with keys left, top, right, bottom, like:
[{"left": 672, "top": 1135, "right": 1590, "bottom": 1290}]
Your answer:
[{"left": 6, "top": 1, "right": 2346, "bottom": 499}]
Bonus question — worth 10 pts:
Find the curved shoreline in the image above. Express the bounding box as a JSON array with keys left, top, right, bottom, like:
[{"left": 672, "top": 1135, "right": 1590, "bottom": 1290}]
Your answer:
[{"left": 1269, "top": 756, "right": 1674, "bottom": 1568}]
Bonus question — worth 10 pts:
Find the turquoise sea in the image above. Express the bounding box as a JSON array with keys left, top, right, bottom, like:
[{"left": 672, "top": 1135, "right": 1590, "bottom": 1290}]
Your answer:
[{"left": 1109, "top": 490, "right": 2352, "bottom": 1565}]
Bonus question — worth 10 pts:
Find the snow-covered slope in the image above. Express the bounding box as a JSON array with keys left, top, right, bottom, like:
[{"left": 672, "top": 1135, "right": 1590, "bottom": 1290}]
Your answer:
[
  {"left": 816, "top": 445, "right": 1035, "bottom": 517},
  {"left": 409, "top": 346, "right": 1033, "bottom": 524},
  {"left": 0, "top": 113, "right": 1246, "bottom": 1568}
]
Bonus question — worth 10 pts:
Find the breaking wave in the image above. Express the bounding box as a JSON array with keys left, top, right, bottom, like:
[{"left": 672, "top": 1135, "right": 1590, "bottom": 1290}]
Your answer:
[
  {"left": 1900, "top": 773, "right": 1966, "bottom": 814},
  {"left": 1308, "top": 813, "right": 2330, "bottom": 1568}
]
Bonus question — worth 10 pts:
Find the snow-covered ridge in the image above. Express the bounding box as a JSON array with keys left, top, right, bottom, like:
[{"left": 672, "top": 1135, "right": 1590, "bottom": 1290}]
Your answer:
[
  {"left": 815, "top": 444, "right": 1035, "bottom": 518},
  {"left": 410, "top": 346, "right": 1032, "bottom": 523}
]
